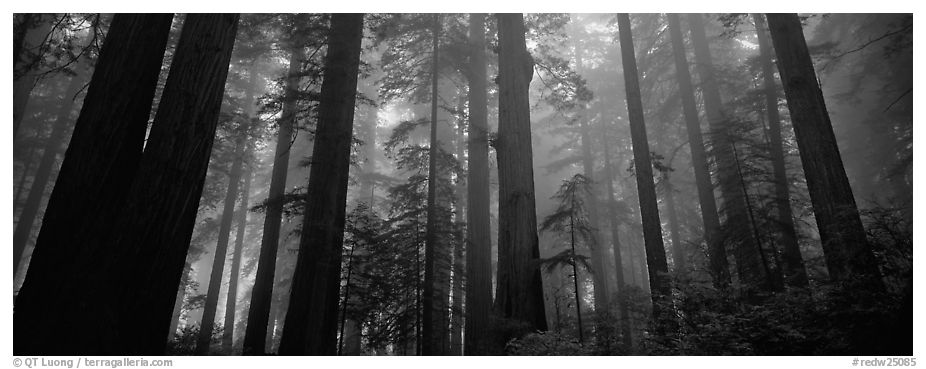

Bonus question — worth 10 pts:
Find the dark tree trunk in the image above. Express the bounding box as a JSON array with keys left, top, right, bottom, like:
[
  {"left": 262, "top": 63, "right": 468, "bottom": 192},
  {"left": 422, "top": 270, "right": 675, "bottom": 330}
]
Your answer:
[
  {"left": 277, "top": 13, "right": 364, "bottom": 355},
  {"left": 598, "top": 117, "right": 632, "bottom": 347},
  {"left": 243, "top": 40, "right": 303, "bottom": 356},
  {"left": 493, "top": 13, "right": 548, "bottom": 335},
  {"left": 753, "top": 14, "right": 809, "bottom": 288},
  {"left": 617, "top": 13, "right": 674, "bottom": 335},
  {"left": 94, "top": 14, "right": 239, "bottom": 354},
  {"left": 13, "top": 14, "right": 174, "bottom": 355},
  {"left": 464, "top": 12, "right": 494, "bottom": 356},
  {"left": 765, "top": 13, "right": 883, "bottom": 287},
  {"left": 223, "top": 160, "right": 254, "bottom": 352},
  {"left": 422, "top": 13, "right": 443, "bottom": 356},
  {"left": 667, "top": 13, "right": 730, "bottom": 289},
  {"left": 688, "top": 13, "right": 767, "bottom": 292},
  {"left": 196, "top": 136, "right": 247, "bottom": 355},
  {"left": 13, "top": 68, "right": 86, "bottom": 276}
]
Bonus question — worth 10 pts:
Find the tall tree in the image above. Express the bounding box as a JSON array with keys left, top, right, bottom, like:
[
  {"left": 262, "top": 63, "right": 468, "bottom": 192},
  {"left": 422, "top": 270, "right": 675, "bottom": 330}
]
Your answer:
[
  {"left": 92, "top": 13, "right": 239, "bottom": 354},
  {"left": 616, "top": 13, "right": 673, "bottom": 335},
  {"left": 243, "top": 32, "right": 304, "bottom": 356},
  {"left": 666, "top": 13, "right": 730, "bottom": 288},
  {"left": 463, "top": 12, "right": 493, "bottom": 356},
  {"left": 688, "top": 13, "right": 768, "bottom": 291},
  {"left": 196, "top": 134, "right": 248, "bottom": 355},
  {"left": 277, "top": 13, "right": 365, "bottom": 355},
  {"left": 224, "top": 161, "right": 254, "bottom": 352},
  {"left": 494, "top": 13, "right": 548, "bottom": 335},
  {"left": 765, "top": 13, "right": 883, "bottom": 287},
  {"left": 14, "top": 14, "right": 174, "bottom": 355},
  {"left": 422, "top": 13, "right": 444, "bottom": 356},
  {"left": 753, "top": 14, "right": 809, "bottom": 288}
]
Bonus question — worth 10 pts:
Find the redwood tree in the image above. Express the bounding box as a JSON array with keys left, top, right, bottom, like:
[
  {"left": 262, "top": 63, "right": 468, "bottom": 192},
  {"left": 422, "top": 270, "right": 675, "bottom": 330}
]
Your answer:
[
  {"left": 14, "top": 14, "right": 174, "bottom": 355},
  {"left": 463, "top": 12, "right": 493, "bottom": 355},
  {"left": 494, "top": 13, "right": 547, "bottom": 336},
  {"left": 617, "top": 13, "right": 673, "bottom": 335},
  {"left": 666, "top": 13, "right": 730, "bottom": 288},
  {"left": 765, "top": 13, "right": 883, "bottom": 288},
  {"left": 277, "top": 13, "right": 365, "bottom": 355}
]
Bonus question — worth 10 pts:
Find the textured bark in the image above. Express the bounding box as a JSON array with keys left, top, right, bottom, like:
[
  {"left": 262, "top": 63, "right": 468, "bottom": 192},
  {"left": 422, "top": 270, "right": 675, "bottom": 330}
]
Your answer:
[
  {"left": 223, "top": 161, "right": 253, "bottom": 352},
  {"left": 13, "top": 68, "right": 86, "bottom": 276},
  {"left": 463, "top": 12, "right": 494, "bottom": 356},
  {"left": 13, "top": 14, "right": 174, "bottom": 355},
  {"left": 196, "top": 136, "right": 247, "bottom": 355},
  {"left": 98, "top": 14, "right": 239, "bottom": 354},
  {"left": 688, "top": 13, "right": 767, "bottom": 291},
  {"left": 667, "top": 13, "right": 730, "bottom": 289},
  {"left": 494, "top": 13, "right": 547, "bottom": 334},
  {"left": 242, "top": 42, "right": 302, "bottom": 356},
  {"left": 617, "top": 13, "right": 673, "bottom": 334},
  {"left": 753, "top": 14, "right": 809, "bottom": 288},
  {"left": 449, "top": 105, "right": 466, "bottom": 356},
  {"left": 765, "top": 13, "right": 883, "bottom": 287},
  {"left": 663, "top": 176, "right": 685, "bottom": 273},
  {"left": 277, "top": 13, "right": 364, "bottom": 355}
]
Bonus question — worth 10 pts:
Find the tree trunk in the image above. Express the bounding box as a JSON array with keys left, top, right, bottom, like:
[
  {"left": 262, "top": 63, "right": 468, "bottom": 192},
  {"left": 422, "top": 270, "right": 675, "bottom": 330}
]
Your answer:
[
  {"left": 464, "top": 12, "right": 494, "bottom": 356},
  {"left": 765, "top": 13, "right": 883, "bottom": 288},
  {"left": 494, "top": 13, "right": 548, "bottom": 336},
  {"left": 223, "top": 160, "right": 254, "bottom": 352},
  {"left": 242, "top": 39, "right": 303, "bottom": 356},
  {"left": 662, "top": 175, "right": 685, "bottom": 273},
  {"left": 617, "top": 13, "right": 674, "bottom": 335},
  {"left": 422, "top": 13, "right": 444, "bottom": 356},
  {"left": 277, "top": 13, "right": 364, "bottom": 355},
  {"left": 449, "top": 105, "right": 466, "bottom": 356},
  {"left": 688, "top": 13, "right": 768, "bottom": 292},
  {"left": 167, "top": 263, "right": 192, "bottom": 342},
  {"left": 13, "top": 14, "right": 174, "bottom": 355},
  {"left": 196, "top": 136, "right": 247, "bottom": 355},
  {"left": 753, "top": 14, "right": 809, "bottom": 288},
  {"left": 13, "top": 67, "right": 87, "bottom": 276},
  {"left": 98, "top": 14, "right": 239, "bottom": 355},
  {"left": 667, "top": 13, "right": 730, "bottom": 289}
]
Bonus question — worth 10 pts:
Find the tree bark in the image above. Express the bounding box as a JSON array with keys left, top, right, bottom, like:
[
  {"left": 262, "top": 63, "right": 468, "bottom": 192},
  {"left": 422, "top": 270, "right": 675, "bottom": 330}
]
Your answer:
[
  {"left": 13, "top": 14, "right": 174, "bottom": 355},
  {"left": 753, "top": 14, "right": 809, "bottom": 288},
  {"left": 494, "top": 13, "right": 547, "bottom": 335},
  {"left": 98, "top": 14, "right": 239, "bottom": 355},
  {"left": 617, "top": 13, "right": 673, "bottom": 335},
  {"left": 242, "top": 39, "right": 303, "bottom": 356},
  {"left": 765, "top": 13, "right": 883, "bottom": 287},
  {"left": 464, "top": 12, "right": 494, "bottom": 356},
  {"left": 277, "top": 13, "right": 364, "bottom": 355},
  {"left": 667, "top": 13, "right": 730, "bottom": 289},
  {"left": 688, "top": 13, "right": 767, "bottom": 291}
]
